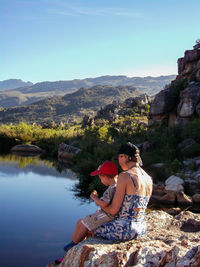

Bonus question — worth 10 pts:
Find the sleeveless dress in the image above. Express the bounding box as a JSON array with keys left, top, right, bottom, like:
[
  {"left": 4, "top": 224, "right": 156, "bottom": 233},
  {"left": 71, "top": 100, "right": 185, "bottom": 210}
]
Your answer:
[{"left": 94, "top": 169, "right": 151, "bottom": 241}]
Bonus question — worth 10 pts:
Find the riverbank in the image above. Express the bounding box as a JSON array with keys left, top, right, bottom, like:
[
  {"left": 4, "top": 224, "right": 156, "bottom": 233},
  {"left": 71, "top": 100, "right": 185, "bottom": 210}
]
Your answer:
[{"left": 0, "top": 119, "right": 200, "bottom": 200}]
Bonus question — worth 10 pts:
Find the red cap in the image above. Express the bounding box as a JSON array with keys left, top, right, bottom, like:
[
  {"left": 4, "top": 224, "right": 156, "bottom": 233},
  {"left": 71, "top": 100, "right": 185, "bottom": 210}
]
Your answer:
[{"left": 90, "top": 161, "right": 118, "bottom": 176}]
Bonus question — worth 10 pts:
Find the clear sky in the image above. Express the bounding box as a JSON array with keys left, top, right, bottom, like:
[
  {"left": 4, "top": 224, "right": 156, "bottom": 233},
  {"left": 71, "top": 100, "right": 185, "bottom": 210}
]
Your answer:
[{"left": 1, "top": 0, "right": 200, "bottom": 83}]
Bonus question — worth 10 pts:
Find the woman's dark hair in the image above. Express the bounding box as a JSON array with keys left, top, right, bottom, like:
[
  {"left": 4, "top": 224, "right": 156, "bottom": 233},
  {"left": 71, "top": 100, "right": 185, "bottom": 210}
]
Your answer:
[{"left": 118, "top": 142, "right": 142, "bottom": 165}]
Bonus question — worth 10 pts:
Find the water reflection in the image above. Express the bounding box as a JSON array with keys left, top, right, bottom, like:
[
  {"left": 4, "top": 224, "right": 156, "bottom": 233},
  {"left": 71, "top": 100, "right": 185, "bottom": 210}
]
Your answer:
[
  {"left": 0, "top": 153, "right": 77, "bottom": 180},
  {"left": 0, "top": 154, "right": 97, "bottom": 267}
]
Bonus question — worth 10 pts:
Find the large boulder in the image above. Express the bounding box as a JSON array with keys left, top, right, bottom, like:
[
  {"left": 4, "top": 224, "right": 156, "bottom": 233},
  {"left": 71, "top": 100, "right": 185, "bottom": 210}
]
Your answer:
[
  {"left": 124, "top": 94, "right": 150, "bottom": 108},
  {"left": 164, "top": 176, "right": 184, "bottom": 192},
  {"left": 149, "top": 88, "right": 176, "bottom": 116},
  {"left": 46, "top": 211, "right": 200, "bottom": 267},
  {"left": 10, "top": 144, "right": 44, "bottom": 154},
  {"left": 148, "top": 86, "right": 179, "bottom": 126},
  {"left": 177, "top": 82, "right": 200, "bottom": 118},
  {"left": 58, "top": 143, "right": 81, "bottom": 161}
]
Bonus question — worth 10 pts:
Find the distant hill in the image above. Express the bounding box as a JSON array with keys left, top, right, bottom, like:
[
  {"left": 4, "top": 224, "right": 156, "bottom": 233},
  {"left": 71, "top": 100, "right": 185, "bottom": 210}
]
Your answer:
[
  {"left": 0, "top": 85, "right": 140, "bottom": 124},
  {"left": 0, "top": 75, "right": 176, "bottom": 108},
  {"left": 0, "top": 79, "right": 33, "bottom": 90}
]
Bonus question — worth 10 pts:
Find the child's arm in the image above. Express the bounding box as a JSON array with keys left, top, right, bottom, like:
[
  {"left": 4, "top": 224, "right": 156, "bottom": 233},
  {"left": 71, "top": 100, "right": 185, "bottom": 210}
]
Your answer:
[{"left": 90, "top": 192, "right": 109, "bottom": 208}]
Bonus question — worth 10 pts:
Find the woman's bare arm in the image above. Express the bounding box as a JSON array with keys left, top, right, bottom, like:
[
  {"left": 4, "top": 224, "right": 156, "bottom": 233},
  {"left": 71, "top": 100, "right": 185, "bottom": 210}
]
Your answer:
[{"left": 101, "top": 173, "right": 126, "bottom": 216}]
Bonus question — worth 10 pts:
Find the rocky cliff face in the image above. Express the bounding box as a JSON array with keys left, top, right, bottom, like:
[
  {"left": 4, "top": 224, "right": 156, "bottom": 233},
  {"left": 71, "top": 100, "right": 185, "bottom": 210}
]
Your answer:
[
  {"left": 149, "top": 42, "right": 200, "bottom": 126},
  {"left": 177, "top": 42, "right": 200, "bottom": 82},
  {"left": 46, "top": 210, "right": 200, "bottom": 267}
]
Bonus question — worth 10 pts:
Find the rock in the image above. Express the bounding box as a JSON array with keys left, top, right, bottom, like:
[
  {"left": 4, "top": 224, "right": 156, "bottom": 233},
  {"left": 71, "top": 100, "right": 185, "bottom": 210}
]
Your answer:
[
  {"left": 166, "top": 207, "right": 182, "bottom": 216},
  {"left": 149, "top": 163, "right": 166, "bottom": 182},
  {"left": 178, "top": 57, "right": 185, "bottom": 75},
  {"left": 196, "top": 102, "right": 200, "bottom": 117},
  {"left": 192, "top": 193, "right": 200, "bottom": 203},
  {"left": 178, "top": 98, "right": 194, "bottom": 117},
  {"left": 95, "top": 102, "right": 121, "bottom": 121},
  {"left": 159, "top": 191, "right": 176, "bottom": 204},
  {"left": 184, "top": 49, "right": 200, "bottom": 63},
  {"left": 58, "top": 143, "right": 81, "bottom": 161},
  {"left": 81, "top": 115, "right": 94, "bottom": 128},
  {"left": 152, "top": 184, "right": 165, "bottom": 196},
  {"left": 165, "top": 184, "right": 184, "bottom": 192},
  {"left": 196, "top": 69, "right": 200, "bottom": 82},
  {"left": 178, "top": 138, "right": 197, "bottom": 152},
  {"left": 124, "top": 94, "right": 150, "bottom": 108},
  {"left": 193, "top": 41, "right": 200, "bottom": 50},
  {"left": 10, "top": 144, "right": 44, "bottom": 154},
  {"left": 149, "top": 42, "right": 200, "bottom": 127},
  {"left": 178, "top": 82, "right": 200, "bottom": 117},
  {"left": 152, "top": 162, "right": 165, "bottom": 168},
  {"left": 179, "top": 139, "right": 200, "bottom": 157},
  {"left": 164, "top": 176, "right": 184, "bottom": 193},
  {"left": 149, "top": 88, "right": 177, "bottom": 116},
  {"left": 46, "top": 211, "right": 200, "bottom": 267},
  {"left": 194, "top": 171, "right": 200, "bottom": 182},
  {"left": 176, "top": 191, "right": 193, "bottom": 206},
  {"left": 184, "top": 179, "right": 199, "bottom": 196},
  {"left": 142, "top": 141, "right": 152, "bottom": 152},
  {"left": 165, "top": 175, "right": 184, "bottom": 186}
]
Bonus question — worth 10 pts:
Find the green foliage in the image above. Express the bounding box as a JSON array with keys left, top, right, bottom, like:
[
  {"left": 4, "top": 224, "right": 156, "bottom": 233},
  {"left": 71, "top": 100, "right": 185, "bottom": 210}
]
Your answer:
[
  {"left": 0, "top": 122, "right": 83, "bottom": 156},
  {"left": 163, "top": 159, "right": 183, "bottom": 178},
  {"left": 1, "top": 114, "right": 200, "bottom": 200},
  {"left": 144, "top": 104, "right": 150, "bottom": 114},
  {"left": 171, "top": 78, "right": 188, "bottom": 98},
  {"left": 180, "top": 119, "right": 200, "bottom": 141}
]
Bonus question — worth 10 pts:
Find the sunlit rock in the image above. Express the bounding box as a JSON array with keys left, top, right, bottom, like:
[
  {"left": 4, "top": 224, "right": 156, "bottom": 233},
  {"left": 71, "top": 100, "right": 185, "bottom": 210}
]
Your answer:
[
  {"left": 46, "top": 210, "right": 200, "bottom": 267},
  {"left": 11, "top": 144, "right": 44, "bottom": 154}
]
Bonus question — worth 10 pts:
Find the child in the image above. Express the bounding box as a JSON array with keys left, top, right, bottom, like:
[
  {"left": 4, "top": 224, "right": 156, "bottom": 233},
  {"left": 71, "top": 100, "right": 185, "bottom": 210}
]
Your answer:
[
  {"left": 55, "top": 161, "right": 118, "bottom": 264},
  {"left": 81, "top": 160, "right": 118, "bottom": 233}
]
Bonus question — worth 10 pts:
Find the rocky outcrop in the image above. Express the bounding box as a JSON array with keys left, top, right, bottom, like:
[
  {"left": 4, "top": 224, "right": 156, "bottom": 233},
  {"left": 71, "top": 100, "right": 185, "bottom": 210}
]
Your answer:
[
  {"left": 177, "top": 42, "right": 200, "bottom": 82},
  {"left": 46, "top": 210, "right": 200, "bottom": 267},
  {"left": 58, "top": 143, "right": 81, "bottom": 161},
  {"left": 81, "top": 115, "right": 95, "bottom": 128},
  {"left": 96, "top": 94, "right": 151, "bottom": 123},
  {"left": 151, "top": 158, "right": 200, "bottom": 207},
  {"left": 149, "top": 41, "right": 200, "bottom": 126},
  {"left": 10, "top": 144, "right": 44, "bottom": 154}
]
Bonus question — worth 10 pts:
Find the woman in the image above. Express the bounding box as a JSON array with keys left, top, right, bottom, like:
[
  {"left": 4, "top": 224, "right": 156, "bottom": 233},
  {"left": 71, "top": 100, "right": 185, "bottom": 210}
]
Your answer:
[
  {"left": 55, "top": 142, "right": 152, "bottom": 264},
  {"left": 94, "top": 142, "right": 152, "bottom": 241}
]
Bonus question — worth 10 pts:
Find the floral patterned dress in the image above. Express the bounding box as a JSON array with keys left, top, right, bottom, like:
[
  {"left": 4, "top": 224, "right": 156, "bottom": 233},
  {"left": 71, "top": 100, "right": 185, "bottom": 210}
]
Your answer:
[{"left": 94, "top": 170, "right": 151, "bottom": 241}]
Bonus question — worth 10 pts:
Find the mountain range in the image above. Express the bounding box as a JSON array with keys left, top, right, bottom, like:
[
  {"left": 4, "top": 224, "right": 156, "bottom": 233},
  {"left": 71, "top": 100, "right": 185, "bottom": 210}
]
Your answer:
[
  {"left": 0, "top": 85, "right": 141, "bottom": 124},
  {"left": 0, "top": 79, "right": 33, "bottom": 90},
  {"left": 0, "top": 75, "right": 176, "bottom": 108}
]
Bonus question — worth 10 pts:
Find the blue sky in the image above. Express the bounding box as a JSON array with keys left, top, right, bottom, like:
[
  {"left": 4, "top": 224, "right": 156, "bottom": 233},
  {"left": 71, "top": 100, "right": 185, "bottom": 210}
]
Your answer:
[{"left": 1, "top": 0, "right": 200, "bottom": 83}]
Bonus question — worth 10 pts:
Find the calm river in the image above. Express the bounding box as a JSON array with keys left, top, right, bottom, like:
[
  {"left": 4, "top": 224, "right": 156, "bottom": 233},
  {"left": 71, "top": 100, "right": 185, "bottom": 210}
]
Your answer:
[{"left": 0, "top": 154, "right": 97, "bottom": 267}]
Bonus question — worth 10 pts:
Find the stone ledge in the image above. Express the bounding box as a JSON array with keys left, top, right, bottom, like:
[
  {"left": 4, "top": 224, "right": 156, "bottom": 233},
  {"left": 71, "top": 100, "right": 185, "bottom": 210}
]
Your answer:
[{"left": 46, "top": 210, "right": 200, "bottom": 266}]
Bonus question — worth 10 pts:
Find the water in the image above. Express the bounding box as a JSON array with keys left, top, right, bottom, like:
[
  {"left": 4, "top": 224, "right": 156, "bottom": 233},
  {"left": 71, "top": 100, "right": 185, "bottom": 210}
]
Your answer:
[{"left": 0, "top": 154, "right": 97, "bottom": 267}]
